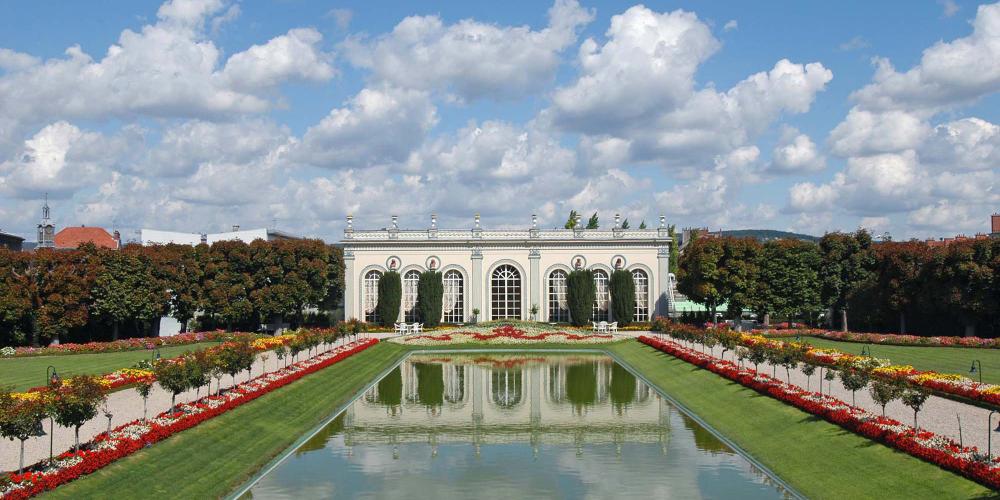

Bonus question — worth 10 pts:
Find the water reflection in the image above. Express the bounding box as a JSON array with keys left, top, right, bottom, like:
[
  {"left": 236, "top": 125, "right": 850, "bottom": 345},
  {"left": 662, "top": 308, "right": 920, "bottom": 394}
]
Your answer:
[{"left": 247, "top": 354, "right": 790, "bottom": 499}]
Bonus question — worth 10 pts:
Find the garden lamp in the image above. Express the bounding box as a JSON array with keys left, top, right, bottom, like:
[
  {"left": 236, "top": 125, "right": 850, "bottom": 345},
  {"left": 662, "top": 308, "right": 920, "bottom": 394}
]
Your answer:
[
  {"left": 860, "top": 345, "right": 871, "bottom": 357},
  {"left": 46, "top": 365, "right": 60, "bottom": 387},
  {"left": 152, "top": 347, "right": 161, "bottom": 362},
  {"left": 970, "top": 360, "right": 983, "bottom": 384}
]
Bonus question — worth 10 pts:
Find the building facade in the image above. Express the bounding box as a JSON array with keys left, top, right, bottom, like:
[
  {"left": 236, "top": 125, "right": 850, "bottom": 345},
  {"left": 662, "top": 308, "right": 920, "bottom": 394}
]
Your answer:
[
  {"left": 140, "top": 226, "right": 301, "bottom": 246},
  {"left": 342, "top": 214, "right": 674, "bottom": 324}
]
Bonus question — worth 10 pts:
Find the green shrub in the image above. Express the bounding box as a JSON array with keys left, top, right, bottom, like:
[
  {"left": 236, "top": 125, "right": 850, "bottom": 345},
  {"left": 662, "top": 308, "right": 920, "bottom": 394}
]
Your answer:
[
  {"left": 609, "top": 269, "right": 635, "bottom": 325},
  {"left": 416, "top": 270, "right": 443, "bottom": 327},
  {"left": 566, "top": 269, "right": 595, "bottom": 326},
  {"left": 376, "top": 271, "right": 402, "bottom": 327}
]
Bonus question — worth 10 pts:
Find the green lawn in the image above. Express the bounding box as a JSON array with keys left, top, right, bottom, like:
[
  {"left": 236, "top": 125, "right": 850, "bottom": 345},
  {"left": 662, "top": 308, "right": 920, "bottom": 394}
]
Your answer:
[
  {"left": 38, "top": 341, "right": 999, "bottom": 499},
  {"left": 803, "top": 337, "right": 1000, "bottom": 385},
  {"left": 0, "top": 342, "right": 221, "bottom": 392}
]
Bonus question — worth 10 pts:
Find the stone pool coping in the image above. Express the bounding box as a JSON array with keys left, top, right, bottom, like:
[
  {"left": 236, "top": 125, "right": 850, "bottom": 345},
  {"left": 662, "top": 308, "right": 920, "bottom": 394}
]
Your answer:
[{"left": 227, "top": 347, "right": 804, "bottom": 500}]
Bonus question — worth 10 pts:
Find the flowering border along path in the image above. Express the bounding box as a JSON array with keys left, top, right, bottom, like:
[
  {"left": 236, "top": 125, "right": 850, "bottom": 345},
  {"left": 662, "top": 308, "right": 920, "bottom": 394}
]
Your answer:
[
  {"left": 391, "top": 324, "right": 618, "bottom": 346},
  {"left": 761, "top": 328, "right": 1000, "bottom": 349},
  {"left": 638, "top": 336, "right": 1000, "bottom": 490},
  {"left": 0, "top": 339, "right": 379, "bottom": 500}
]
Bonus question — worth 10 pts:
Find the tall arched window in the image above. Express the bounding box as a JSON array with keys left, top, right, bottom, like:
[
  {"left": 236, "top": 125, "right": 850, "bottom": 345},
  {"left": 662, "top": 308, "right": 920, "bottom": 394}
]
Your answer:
[
  {"left": 632, "top": 269, "right": 649, "bottom": 322},
  {"left": 491, "top": 264, "right": 521, "bottom": 320},
  {"left": 491, "top": 369, "right": 523, "bottom": 408},
  {"left": 363, "top": 270, "right": 382, "bottom": 323},
  {"left": 443, "top": 270, "right": 464, "bottom": 323},
  {"left": 403, "top": 270, "right": 421, "bottom": 322},
  {"left": 592, "top": 269, "right": 609, "bottom": 322},
  {"left": 548, "top": 270, "right": 569, "bottom": 322}
]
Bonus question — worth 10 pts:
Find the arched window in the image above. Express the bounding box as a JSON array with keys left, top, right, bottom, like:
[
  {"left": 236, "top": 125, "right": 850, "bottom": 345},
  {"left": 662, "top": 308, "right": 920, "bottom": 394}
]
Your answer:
[
  {"left": 548, "top": 270, "right": 569, "bottom": 322},
  {"left": 443, "top": 270, "right": 464, "bottom": 323},
  {"left": 491, "top": 264, "right": 521, "bottom": 320},
  {"left": 403, "top": 270, "right": 421, "bottom": 322},
  {"left": 632, "top": 269, "right": 649, "bottom": 322},
  {"left": 363, "top": 270, "right": 382, "bottom": 323},
  {"left": 592, "top": 269, "right": 609, "bottom": 322},
  {"left": 491, "top": 369, "right": 523, "bottom": 408}
]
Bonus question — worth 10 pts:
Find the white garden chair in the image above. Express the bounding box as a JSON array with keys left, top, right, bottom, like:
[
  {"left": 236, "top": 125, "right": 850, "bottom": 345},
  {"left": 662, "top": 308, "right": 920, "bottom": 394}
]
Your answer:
[
  {"left": 394, "top": 323, "right": 406, "bottom": 335},
  {"left": 608, "top": 322, "right": 618, "bottom": 334},
  {"left": 412, "top": 323, "right": 423, "bottom": 334},
  {"left": 592, "top": 321, "right": 600, "bottom": 332},
  {"left": 598, "top": 321, "right": 608, "bottom": 333}
]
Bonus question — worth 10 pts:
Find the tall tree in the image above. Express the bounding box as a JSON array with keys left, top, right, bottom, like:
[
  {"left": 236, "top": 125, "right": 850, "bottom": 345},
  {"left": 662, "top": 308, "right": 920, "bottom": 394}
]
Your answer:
[
  {"left": 564, "top": 210, "right": 579, "bottom": 229},
  {"left": 322, "top": 244, "right": 346, "bottom": 317},
  {"left": 875, "top": 242, "right": 931, "bottom": 334},
  {"left": 90, "top": 247, "right": 166, "bottom": 340},
  {"left": 416, "top": 270, "right": 443, "bottom": 327},
  {"left": 609, "top": 269, "right": 636, "bottom": 325},
  {"left": 249, "top": 239, "right": 330, "bottom": 328},
  {"left": 201, "top": 240, "right": 254, "bottom": 331},
  {"left": 717, "top": 238, "right": 762, "bottom": 318},
  {"left": 638, "top": 220, "right": 647, "bottom": 230},
  {"left": 934, "top": 239, "right": 996, "bottom": 337},
  {"left": 147, "top": 243, "right": 204, "bottom": 333},
  {"left": 586, "top": 212, "right": 600, "bottom": 229},
  {"left": 566, "top": 269, "right": 596, "bottom": 326},
  {"left": 749, "top": 239, "right": 822, "bottom": 325},
  {"left": 677, "top": 237, "right": 726, "bottom": 318},
  {"left": 667, "top": 224, "right": 679, "bottom": 275},
  {"left": 376, "top": 271, "right": 402, "bottom": 327},
  {"left": 819, "top": 230, "right": 876, "bottom": 331}
]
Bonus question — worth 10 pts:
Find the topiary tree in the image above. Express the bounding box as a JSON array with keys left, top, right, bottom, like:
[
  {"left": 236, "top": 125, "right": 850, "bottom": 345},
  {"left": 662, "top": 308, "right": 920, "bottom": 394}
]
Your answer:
[
  {"left": 50, "top": 375, "right": 107, "bottom": 451},
  {"left": 868, "top": 378, "right": 903, "bottom": 417},
  {"left": 416, "top": 270, "right": 443, "bottom": 327},
  {"left": 609, "top": 269, "right": 635, "bottom": 326},
  {"left": 839, "top": 368, "right": 870, "bottom": 406},
  {"left": 0, "top": 390, "right": 48, "bottom": 473},
  {"left": 565, "top": 270, "right": 595, "bottom": 327},
  {"left": 902, "top": 388, "right": 930, "bottom": 428},
  {"left": 154, "top": 359, "right": 191, "bottom": 413},
  {"left": 376, "top": 271, "right": 402, "bottom": 327}
]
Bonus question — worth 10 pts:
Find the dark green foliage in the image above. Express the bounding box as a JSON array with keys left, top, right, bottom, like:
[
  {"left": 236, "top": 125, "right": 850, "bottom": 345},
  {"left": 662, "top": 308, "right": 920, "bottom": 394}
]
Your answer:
[
  {"left": 609, "top": 269, "right": 635, "bottom": 325},
  {"left": 586, "top": 212, "right": 599, "bottom": 229},
  {"left": 667, "top": 224, "right": 679, "bottom": 275},
  {"left": 565, "top": 362, "right": 598, "bottom": 410},
  {"left": 415, "top": 363, "right": 444, "bottom": 408},
  {"left": 376, "top": 271, "right": 402, "bottom": 327},
  {"left": 564, "top": 210, "right": 579, "bottom": 229},
  {"left": 609, "top": 362, "right": 636, "bottom": 413},
  {"left": 416, "top": 270, "right": 443, "bottom": 326},
  {"left": 749, "top": 239, "right": 822, "bottom": 324},
  {"left": 620, "top": 218, "right": 630, "bottom": 229},
  {"left": 638, "top": 220, "right": 647, "bottom": 230},
  {"left": 819, "top": 230, "right": 876, "bottom": 331},
  {"left": 377, "top": 366, "right": 403, "bottom": 407},
  {"left": 566, "top": 269, "right": 595, "bottom": 326}
]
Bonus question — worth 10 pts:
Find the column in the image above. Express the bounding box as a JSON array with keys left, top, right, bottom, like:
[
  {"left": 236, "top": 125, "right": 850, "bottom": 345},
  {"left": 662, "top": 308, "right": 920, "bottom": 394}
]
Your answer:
[
  {"left": 655, "top": 246, "right": 670, "bottom": 317},
  {"left": 344, "top": 250, "right": 356, "bottom": 321},
  {"left": 528, "top": 249, "right": 540, "bottom": 320},
  {"left": 471, "top": 249, "right": 483, "bottom": 321}
]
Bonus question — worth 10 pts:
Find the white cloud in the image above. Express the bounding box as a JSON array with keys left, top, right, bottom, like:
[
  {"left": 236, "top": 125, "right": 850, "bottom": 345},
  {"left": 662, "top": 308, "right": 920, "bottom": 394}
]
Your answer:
[
  {"left": 343, "top": 0, "right": 593, "bottom": 101},
  {"left": 0, "top": 122, "right": 113, "bottom": 197},
  {"left": 327, "top": 8, "right": 353, "bottom": 30},
  {"left": 908, "top": 200, "right": 978, "bottom": 231},
  {"left": 767, "top": 127, "right": 825, "bottom": 174},
  {"left": 828, "top": 109, "right": 930, "bottom": 157},
  {"left": 838, "top": 36, "right": 870, "bottom": 51},
  {"left": 141, "top": 119, "right": 292, "bottom": 177},
  {"left": 723, "top": 20, "right": 738, "bottom": 32},
  {"left": 294, "top": 86, "right": 437, "bottom": 169},
  {"left": 788, "top": 180, "right": 840, "bottom": 213},
  {"left": 919, "top": 117, "right": 1000, "bottom": 171},
  {"left": 851, "top": 3, "right": 1000, "bottom": 113},
  {"left": 222, "top": 28, "right": 335, "bottom": 90},
  {"left": 939, "top": 0, "right": 960, "bottom": 18}
]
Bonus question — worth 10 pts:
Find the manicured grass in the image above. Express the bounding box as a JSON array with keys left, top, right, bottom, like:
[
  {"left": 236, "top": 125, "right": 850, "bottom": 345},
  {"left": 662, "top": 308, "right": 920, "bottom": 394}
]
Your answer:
[
  {"left": 605, "top": 342, "right": 996, "bottom": 499},
  {"left": 0, "top": 343, "right": 221, "bottom": 392},
  {"left": 38, "top": 340, "right": 999, "bottom": 499},
  {"left": 804, "top": 337, "right": 1000, "bottom": 385},
  {"left": 42, "top": 342, "right": 407, "bottom": 500}
]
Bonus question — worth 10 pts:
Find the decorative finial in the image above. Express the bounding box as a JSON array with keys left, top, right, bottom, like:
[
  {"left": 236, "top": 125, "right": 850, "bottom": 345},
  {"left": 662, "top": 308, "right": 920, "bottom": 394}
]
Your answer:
[
  {"left": 659, "top": 215, "right": 666, "bottom": 228},
  {"left": 531, "top": 214, "right": 537, "bottom": 229},
  {"left": 346, "top": 214, "right": 353, "bottom": 230},
  {"left": 431, "top": 213, "right": 437, "bottom": 229},
  {"left": 614, "top": 213, "right": 621, "bottom": 229},
  {"left": 391, "top": 215, "right": 398, "bottom": 230},
  {"left": 474, "top": 213, "right": 481, "bottom": 229}
]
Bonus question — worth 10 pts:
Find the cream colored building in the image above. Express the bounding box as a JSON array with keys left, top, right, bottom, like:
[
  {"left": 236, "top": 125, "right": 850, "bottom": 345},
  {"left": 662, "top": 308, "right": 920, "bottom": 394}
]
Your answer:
[{"left": 342, "top": 214, "right": 674, "bottom": 323}]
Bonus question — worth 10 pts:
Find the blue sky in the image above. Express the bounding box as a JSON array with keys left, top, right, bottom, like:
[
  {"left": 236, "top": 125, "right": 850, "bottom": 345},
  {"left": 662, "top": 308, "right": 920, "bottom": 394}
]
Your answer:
[{"left": 0, "top": 0, "right": 997, "bottom": 241}]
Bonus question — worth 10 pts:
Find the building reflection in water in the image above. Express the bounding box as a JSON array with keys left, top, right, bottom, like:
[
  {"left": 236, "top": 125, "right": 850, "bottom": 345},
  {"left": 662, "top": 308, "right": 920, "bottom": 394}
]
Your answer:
[{"left": 351, "top": 354, "right": 663, "bottom": 457}]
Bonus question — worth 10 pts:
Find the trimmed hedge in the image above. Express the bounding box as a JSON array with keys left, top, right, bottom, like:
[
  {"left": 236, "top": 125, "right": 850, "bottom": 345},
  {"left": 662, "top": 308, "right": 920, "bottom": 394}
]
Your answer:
[
  {"left": 416, "top": 270, "right": 443, "bottom": 327},
  {"left": 376, "top": 271, "right": 401, "bottom": 327},
  {"left": 566, "top": 269, "right": 595, "bottom": 327},
  {"left": 610, "top": 269, "right": 635, "bottom": 326}
]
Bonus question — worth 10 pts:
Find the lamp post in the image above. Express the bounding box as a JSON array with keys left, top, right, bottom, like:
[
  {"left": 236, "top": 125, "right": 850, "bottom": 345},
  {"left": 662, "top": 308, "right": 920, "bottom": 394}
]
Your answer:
[
  {"left": 45, "top": 366, "right": 60, "bottom": 463},
  {"left": 970, "top": 360, "right": 983, "bottom": 384},
  {"left": 860, "top": 345, "right": 872, "bottom": 357},
  {"left": 151, "top": 347, "right": 161, "bottom": 363}
]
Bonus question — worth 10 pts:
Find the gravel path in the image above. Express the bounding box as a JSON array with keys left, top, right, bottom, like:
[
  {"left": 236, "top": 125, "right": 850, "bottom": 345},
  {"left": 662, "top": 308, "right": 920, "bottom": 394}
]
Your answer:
[
  {"left": 1, "top": 334, "right": 392, "bottom": 473},
  {"left": 642, "top": 333, "right": 1000, "bottom": 457}
]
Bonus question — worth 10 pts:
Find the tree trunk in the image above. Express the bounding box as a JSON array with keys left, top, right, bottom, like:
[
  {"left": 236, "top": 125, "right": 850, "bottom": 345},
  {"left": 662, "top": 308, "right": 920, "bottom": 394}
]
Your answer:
[
  {"left": 763, "top": 313, "right": 770, "bottom": 327},
  {"left": 19, "top": 439, "right": 25, "bottom": 474},
  {"left": 840, "top": 309, "right": 848, "bottom": 332},
  {"left": 30, "top": 317, "right": 40, "bottom": 347},
  {"left": 112, "top": 322, "right": 120, "bottom": 341},
  {"left": 143, "top": 396, "right": 148, "bottom": 420},
  {"left": 899, "top": 312, "right": 906, "bottom": 334},
  {"left": 74, "top": 427, "right": 80, "bottom": 451}
]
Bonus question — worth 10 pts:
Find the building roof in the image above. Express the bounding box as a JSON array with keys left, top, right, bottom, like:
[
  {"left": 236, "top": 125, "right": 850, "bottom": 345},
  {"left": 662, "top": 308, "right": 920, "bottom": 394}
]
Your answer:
[
  {"left": 54, "top": 226, "right": 118, "bottom": 249},
  {"left": 0, "top": 231, "right": 25, "bottom": 243}
]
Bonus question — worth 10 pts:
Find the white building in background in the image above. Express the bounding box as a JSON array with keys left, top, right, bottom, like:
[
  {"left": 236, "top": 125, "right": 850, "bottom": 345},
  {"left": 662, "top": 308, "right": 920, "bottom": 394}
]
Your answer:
[
  {"left": 342, "top": 214, "right": 674, "bottom": 324},
  {"left": 140, "top": 226, "right": 302, "bottom": 246}
]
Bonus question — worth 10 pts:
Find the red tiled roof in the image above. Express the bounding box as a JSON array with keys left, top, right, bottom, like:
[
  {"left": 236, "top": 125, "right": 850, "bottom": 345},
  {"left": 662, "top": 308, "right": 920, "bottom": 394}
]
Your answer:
[{"left": 54, "top": 226, "right": 118, "bottom": 249}]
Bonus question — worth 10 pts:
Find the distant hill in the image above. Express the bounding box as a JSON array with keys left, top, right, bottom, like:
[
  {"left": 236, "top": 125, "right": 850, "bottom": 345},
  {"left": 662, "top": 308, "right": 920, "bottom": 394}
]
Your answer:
[{"left": 715, "top": 229, "right": 819, "bottom": 242}]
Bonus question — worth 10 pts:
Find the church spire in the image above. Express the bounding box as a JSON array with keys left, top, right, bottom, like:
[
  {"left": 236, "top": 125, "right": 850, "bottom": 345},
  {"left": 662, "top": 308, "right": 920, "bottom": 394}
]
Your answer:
[{"left": 37, "top": 194, "right": 55, "bottom": 248}]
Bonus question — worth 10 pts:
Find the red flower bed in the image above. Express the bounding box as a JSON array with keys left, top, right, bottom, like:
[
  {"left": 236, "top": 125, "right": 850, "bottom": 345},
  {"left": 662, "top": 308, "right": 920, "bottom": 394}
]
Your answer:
[
  {"left": 760, "top": 329, "right": 1000, "bottom": 349},
  {"left": 638, "top": 335, "right": 1000, "bottom": 490},
  {"left": 1, "top": 339, "right": 379, "bottom": 499},
  {"left": 403, "top": 325, "right": 614, "bottom": 343},
  {"left": 2, "top": 331, "right": 258, "bottom": 358}
]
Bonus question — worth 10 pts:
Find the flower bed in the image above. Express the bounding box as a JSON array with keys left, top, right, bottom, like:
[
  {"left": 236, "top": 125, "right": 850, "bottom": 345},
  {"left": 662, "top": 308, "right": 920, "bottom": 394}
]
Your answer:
[
  {"left": 0, "top": 331, "right": 258, "bottom": 358},
  {"left": 389, "top": 324, "right": 618, "bottom": 345},
  {"left": 638, "top": 335, "right": 1000, "bottom": 490},
  {"left": 0, "top": 338, "right": 379, "bottom": 499},
  {"left": 761, "top": 329, "right": 1000, "bottom": 349}
]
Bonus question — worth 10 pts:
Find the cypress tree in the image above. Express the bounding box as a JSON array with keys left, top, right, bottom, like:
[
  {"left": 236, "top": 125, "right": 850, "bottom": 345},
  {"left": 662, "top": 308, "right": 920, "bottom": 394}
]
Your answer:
[
  {"left": 376, "top": 271, "right": 402, "bottom": 327},
  {"left": 566, "top": 269, "right": 596, "bottom": 326},
  {"left": 609, "top": 269, "right": 635, "bottom": 325},
  {"left": 416, "top": 270, "right": 443, "bottom": 327}
]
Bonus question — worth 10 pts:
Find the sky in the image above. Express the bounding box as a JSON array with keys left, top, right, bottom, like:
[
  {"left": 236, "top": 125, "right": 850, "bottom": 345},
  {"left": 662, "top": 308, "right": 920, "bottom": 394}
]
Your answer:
[{"left": 0, "top": 0, "right": 997, "bottom": 242}]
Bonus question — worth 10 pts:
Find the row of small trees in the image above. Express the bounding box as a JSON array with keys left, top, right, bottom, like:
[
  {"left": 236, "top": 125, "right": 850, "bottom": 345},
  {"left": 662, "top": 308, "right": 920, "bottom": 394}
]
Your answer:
[
  {"left": 678, "top": 230, "right": 1000, "bottom": 336},
  {"left": 663, "top": 324, "right": 931, "bottom": 427},
  {"left": 0, "top": 239, "right": 345, "bottom": 347},
  {"left": 371, "top": 268, "right": 641, "bottom": 327}
]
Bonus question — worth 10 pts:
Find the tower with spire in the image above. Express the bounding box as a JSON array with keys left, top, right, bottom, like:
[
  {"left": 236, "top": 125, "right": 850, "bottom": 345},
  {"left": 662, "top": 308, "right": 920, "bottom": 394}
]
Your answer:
[{"left": 37, "top": 194, "right": 55, "bottom": 248}]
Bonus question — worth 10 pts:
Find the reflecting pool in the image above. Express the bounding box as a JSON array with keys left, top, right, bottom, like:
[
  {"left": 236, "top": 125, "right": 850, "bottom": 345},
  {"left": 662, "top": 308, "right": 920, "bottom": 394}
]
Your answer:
[{"left": 244, "top": 353, "right": 790, "bottom": 499}]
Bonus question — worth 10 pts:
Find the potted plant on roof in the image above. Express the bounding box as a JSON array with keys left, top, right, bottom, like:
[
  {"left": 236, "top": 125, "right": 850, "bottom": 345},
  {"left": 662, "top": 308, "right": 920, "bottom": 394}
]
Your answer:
[
  {"left": 530, "top": 304, "right": 539, "bottom": 322},
  {"left": 471, "top": 308, "right": 480, "bottom": 324}
]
